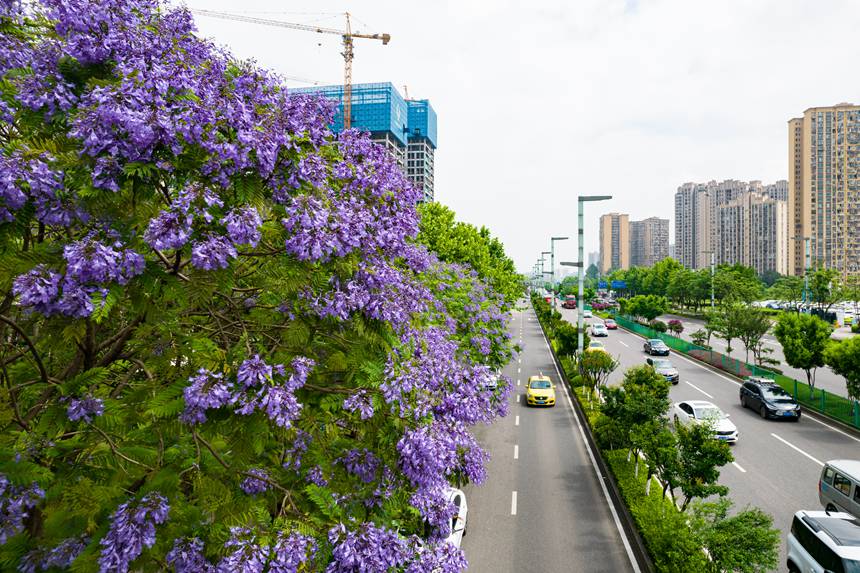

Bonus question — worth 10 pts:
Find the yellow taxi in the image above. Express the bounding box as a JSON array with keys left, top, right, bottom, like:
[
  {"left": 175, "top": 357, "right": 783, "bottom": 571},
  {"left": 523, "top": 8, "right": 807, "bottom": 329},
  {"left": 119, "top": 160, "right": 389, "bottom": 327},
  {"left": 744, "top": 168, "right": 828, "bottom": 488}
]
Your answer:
[
  {"left": 586, "top": 341, "right": 607, "bottom": 353},
  {"left": 525, "top": 375, "right": 556, "bottom": 407}
]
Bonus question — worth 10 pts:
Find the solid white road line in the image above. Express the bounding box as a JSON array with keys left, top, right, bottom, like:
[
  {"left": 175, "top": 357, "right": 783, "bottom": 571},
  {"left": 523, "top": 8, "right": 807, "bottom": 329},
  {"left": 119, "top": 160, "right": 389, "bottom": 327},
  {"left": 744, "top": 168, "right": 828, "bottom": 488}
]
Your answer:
[
  {"left": 514, "top": 444, "right": 519, "bottom": 459},
  {"left": 684, "top": 381, "right": 714, "bottom": 399},
  {"left": 539, "top": 322, "right": 641, "bottom": 572},
  {"left": 618, "top": 340, "right": 629, "bottom": 347},
  {"left": 771, "top": 433, "right": 824, "bottom": 467},
  {"left": 732, "top": 461, "right": 747, "bottom": 473},
  {"left": 515, "top": 415, "right": 520, "bottom": 426},
  {"left": 805, "top": 414, "right": 860, "bottom": 444},
  {"left": 511, "top": 491, "right": 518, "bottom": 515}
]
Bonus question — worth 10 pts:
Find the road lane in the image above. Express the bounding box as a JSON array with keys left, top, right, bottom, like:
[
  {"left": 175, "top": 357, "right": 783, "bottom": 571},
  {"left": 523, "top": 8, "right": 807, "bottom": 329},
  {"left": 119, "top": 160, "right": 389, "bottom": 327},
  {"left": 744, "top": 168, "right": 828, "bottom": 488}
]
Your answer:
[
  {"left": 462, "top": 303, "right": 636, "bottom": 573},
  {"left": 562, "top": 308, "right": 860, "bottom": 570}
]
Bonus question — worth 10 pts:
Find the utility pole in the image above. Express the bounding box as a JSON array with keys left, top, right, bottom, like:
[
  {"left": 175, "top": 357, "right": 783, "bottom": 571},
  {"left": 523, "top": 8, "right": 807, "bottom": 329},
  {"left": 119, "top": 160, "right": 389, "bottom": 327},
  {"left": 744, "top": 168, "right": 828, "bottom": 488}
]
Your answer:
[
  {"left": 541, "top": 251, "right": 551, "bottom": 293},
  {"left": 550, "top": 237, "right": 569, "bottom": 310},
  {"left": 701, "top": 250, "right": 715, "bottom": 310},
  {"left": 577, "top": 196, "right": 612, "bottom": 352}
]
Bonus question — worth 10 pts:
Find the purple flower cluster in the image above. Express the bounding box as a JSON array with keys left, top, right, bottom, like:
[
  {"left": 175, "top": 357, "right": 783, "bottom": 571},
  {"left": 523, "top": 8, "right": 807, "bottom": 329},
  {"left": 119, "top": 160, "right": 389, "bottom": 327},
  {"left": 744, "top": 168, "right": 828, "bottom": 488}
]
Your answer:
[
  {"left": 181, "top": 356, "right": 314, "bottom": 429},
  {"left": 97, "top": 492, "right": 169, "bottom": 573},
  {"left": 339, "top": 449, "right": 380, "bottom": 484},
  {"left": 0, "top": 476, "right": 45, "bottom": 544},
  {"left": 67, "top": 395, "right": 105, "bottom": 423},
  {"left": 326, "top": 523, "right": 408, "bottom": 573},
  {"left": 222, "top": 206, "right": 262, "bottom": 247},
  {"left": 166, "top": 538, "right": 214, "bottom": 573},
  {"left": 342, "top": 390, "right": 374, "bottom": 420},
  {"left": 216, "top": 528, "right": 315, "bottom": 573},
  {"left": 240, "top": 469, "right": 270, "bottom": 495},
  {"left": 13, "top": 236, "right": 144, "bottom": 318},
  {"left": 282, "top": 430, "right": 310, "bottom": 471},
  {"left": 0, "top": 153, "right": 81, "bottom": 224},
  {"left": 18, "top": 536, "right": 88, "bottom": 573}
]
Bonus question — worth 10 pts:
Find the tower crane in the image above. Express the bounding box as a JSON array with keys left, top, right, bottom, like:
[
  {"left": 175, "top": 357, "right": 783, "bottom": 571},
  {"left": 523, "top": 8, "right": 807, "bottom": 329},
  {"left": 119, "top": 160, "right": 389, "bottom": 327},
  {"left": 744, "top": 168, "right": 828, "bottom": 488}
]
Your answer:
[{"left": 190, "top": 9, "right": 390, "bottom": 129}]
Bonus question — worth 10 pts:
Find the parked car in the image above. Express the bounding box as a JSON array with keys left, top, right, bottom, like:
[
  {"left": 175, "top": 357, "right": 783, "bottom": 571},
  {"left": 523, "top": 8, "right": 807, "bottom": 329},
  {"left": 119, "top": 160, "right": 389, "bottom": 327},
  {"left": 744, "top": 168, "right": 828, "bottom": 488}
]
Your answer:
[
  {"left": 586, "top": 341, "right": 607, "bottom": 353},
  {"left": 787, "top": 510, "right": 860, "bottom": 573},
  {"left": 820, "top": 460, "right": 860, "bottom": 518},
  {"left": 444, "top": 487, "right": 468, "bottom": 548},
  {"left": 525, "top": 375, "right": 556, "bottom": 407},
  {"left": 604, "top": 318, "right": 617, "bottom": 330},
  {"left": 672, "top": 400, "right": 738, "bottom": 443},
  {"left": 590, "top": 323, "right": 608, "bottom": 337},
  {"left": 644, "top": 339, "right": 670, "bottom": 356},
  {"left": 646, "top": 357, "right": 679, "bottom": 384},
  {"left": 739, "top": 377, "right": 801, "bottom": 420}
]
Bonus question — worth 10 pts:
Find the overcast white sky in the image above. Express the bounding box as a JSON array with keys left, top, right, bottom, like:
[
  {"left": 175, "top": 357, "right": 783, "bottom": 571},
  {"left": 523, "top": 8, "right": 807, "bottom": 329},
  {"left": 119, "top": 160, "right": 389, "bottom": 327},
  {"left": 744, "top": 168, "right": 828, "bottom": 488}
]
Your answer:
[{"left": 176, "top": 0, "right": 860, "bottom": 273}]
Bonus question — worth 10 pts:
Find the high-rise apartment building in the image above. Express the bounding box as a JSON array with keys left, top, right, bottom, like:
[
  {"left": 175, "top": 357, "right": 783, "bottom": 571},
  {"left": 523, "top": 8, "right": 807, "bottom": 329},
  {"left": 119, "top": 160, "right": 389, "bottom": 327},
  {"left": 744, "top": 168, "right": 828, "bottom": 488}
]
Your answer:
[
  {"left": 292, "top": 83, "right": 438, "bottom": 202},
  {"left": 675, "top": 180, "right": 789, "bottom": 274},
  {"left": 715, "top": 192, "right": 789, "bottom": 275},
  {"left": 630, "top": 217, "right": 670, "bottom": 268},
  {"left": 599, "top": 213, "right": 630, "bottom": 274},
  {"left": 788, "top": 103, "right": 860, "bottom": 278},
  {"left": 587, "top": 251, "right": 600, "bottom": 269}
]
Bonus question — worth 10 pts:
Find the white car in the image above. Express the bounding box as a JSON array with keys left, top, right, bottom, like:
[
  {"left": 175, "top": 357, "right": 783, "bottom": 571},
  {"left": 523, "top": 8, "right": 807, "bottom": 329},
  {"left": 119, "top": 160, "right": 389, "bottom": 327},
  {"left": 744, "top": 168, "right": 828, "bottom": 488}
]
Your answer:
[
  {"left": 583, "top": 310, "right": 593, "bottom": 319},
  {"left": 672, "top": 400, "right": 738, "bottom": 443},
  {"left": 590, "top": 323, "right": 608, "bottom": 337},
  {"left": 482, "top": 370, "right": 500, "bottom": 391},
  {"left": 444, "top": 487, "right": 468, "bottom": 548}
]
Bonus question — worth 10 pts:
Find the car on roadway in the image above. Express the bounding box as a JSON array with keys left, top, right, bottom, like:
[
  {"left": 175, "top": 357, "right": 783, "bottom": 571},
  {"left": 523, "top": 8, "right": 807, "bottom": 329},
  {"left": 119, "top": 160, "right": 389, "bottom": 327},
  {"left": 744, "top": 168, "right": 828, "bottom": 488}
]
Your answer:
[
  {"left": 604, "top": 318, "right": 617, "bottom": 330},
  {"left": 562, "top": 298, "right": 577, "bottom": 309},
  {"left": 444, "top": 487, "right": 468, "bottom": 548},
  {"left": 525, "top": 375, "right": 556, "bottom": 407},
  {"left": 586, "top": 341, "right": 607, "bottom": 353},
  {"left": 672, "top": 400, "right": 738, "bottom": 443},
  {"left": 786, "top": 510, "right": 860, "bottom": 573},
  {"left": 590, "top": 323, "right": 608, "bottom": 337},
  {"left": 643, "top": 339, "right": 670, "bottom": 356},
  {"left": 739, "top": 377, "right": 801, "bottom": 420},
  {"left": 819, "top": 460, "right": 860, "bottom": 518},
  {"left": 582, "top": 310, "right": 593, "bottom": 319},
  {"left": 646, "top": 357, "right": 679, "bottom": 384}
]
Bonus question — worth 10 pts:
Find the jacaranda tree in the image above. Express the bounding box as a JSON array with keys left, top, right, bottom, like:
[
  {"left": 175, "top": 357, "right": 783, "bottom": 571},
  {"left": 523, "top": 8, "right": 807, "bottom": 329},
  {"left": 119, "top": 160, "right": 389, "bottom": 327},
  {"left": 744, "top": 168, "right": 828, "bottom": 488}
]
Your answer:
[{"left": 0, "top": 1, "right": 516, "bottom": 571}]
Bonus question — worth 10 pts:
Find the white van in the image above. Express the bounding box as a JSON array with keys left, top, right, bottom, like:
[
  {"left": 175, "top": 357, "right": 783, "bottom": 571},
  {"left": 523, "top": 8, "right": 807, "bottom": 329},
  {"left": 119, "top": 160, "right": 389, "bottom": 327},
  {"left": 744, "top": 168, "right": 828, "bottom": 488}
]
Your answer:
[{"left": 820, "top": 460, "right": 860, "bottom": 518}]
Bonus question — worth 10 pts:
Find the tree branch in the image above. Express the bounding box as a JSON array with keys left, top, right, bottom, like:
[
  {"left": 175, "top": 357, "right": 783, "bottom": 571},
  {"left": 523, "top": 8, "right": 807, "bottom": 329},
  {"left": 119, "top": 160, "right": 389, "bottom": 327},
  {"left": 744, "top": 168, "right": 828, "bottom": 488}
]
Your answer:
[{"left": 0, "top": 315, "right": 50, "bottom": 387}]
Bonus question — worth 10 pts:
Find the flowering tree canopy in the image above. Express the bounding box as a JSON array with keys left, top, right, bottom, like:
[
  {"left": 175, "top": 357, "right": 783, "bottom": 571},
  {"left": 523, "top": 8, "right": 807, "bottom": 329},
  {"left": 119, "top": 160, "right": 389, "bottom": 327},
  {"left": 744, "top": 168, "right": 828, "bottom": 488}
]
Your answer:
[{"left": 0, "top": 1, "right": 518, "bottom": 571}]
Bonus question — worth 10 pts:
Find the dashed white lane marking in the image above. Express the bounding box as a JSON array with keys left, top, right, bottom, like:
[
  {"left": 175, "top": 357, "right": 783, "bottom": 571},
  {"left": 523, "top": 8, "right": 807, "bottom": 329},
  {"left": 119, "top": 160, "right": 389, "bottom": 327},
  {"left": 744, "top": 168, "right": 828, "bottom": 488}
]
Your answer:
[
  {"left": 618, "top": 340, "right": 629, "bottom": 347},
  {"left": 515, "top": 415, "right": 520, "bottom": 426},
  {"left": 518, "top": 358, "right": 522, "bottom": 364},
  {"left": 771, "top": 433, "right": 824, "bottom": 467},
  {"left": 517, "top": 379, "right": 520, "bottom": 386},
  {"left": 732, "top": 461, "right": 747, "bottom": 473},
  {"left": 517, "top": 367, "right": 521, "bottom": 374},
  {"left": 684, "top": 381, "right": 714, "bottom": 399},
  {"left": 514, "top": 444, "right": 519, "bottom": 459},
  {"left": 516, "top": 394, "right": 520, "bottom": 403},
  {"left": 511, "top": 491, "right": 518, "bottom": 515}
]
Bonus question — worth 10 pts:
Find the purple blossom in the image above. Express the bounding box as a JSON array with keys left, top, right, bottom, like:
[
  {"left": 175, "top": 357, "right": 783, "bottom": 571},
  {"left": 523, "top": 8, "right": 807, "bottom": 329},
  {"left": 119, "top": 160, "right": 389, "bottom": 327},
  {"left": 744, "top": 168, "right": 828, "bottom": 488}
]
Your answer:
[
  {"left": 222, "top": 206, "right": 262, "bottom": 247},
  {"left": 236, "top": 355, "right": 272, "bottom": 388},
  {"left": 12, "top": 266, "right": 61, "bottom": 313},
  {"left": 306, "top": 466, "right": 327, "bottom": 486},
  {"left": 144, "top": 209, "right": 193, "bottom": 250},
  {"left": 18, "top": 535, "right": 88, "bottom": 573},
  {"left": 0, "top": 476, "right": 45, "bottom": 544},
  {"left": 339, "top": 449, "right": 379, "bottom": 484},
  {"left": 64, "top": 236, "right": 143, "bottom": 285},
  {"left": 240, "top": 469, "right": 270, "bottom": 495},
  {"left": 217, "top": 527, "right": 268, "bottom": 573},
  {"left": 326, "top": 523, "right": 409, "bottom": 573},
  {"left": 269, "top": 531, "right": 316, "bottom": 573},
  {"left": 180, "top": 369, "right": 232, "bottom": 425},
  {"left": 282, "top": 430, "right": 310, "bottom": 471},
  {"left": 405, "top": 541, "right": 468, "bottom": 573},
  {"left": 342, "top": 391, "right": 374, "bottom": 420},
  {"left": 67, "top": 396, "right": 105, "bottom": 423},
  {"left": 98, "top": 493, "right": 169, "bottom": 573},
  {"left": 191, "top": 235, "right": 237, "bottom": 270},
  {"left": 166, "top": 538, "right": 214, "bottom": 573}
]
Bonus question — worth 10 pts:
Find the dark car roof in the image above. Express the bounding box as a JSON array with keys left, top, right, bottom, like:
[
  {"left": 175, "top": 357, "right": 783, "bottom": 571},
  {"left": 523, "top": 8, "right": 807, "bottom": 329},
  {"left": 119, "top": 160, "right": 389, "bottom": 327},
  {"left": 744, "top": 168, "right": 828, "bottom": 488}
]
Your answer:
[{"left": 805, "top": 515, "right": 860, "bottom": 547}]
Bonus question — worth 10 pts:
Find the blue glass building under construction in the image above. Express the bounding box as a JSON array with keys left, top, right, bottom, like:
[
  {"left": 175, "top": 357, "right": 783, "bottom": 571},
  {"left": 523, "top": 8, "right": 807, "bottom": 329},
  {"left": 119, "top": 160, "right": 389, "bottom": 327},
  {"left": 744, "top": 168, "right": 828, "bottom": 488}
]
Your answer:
[{"left": 292, "top": 82, "right": 437, "bottom": 202}]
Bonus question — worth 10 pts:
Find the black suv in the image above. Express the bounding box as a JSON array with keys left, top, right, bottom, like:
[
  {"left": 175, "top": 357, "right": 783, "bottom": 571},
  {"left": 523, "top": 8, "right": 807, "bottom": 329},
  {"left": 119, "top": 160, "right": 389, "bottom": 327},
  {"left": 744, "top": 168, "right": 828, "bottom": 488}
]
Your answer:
[{"left": 739, "top": 377, "right": 801, "bottom": 421}]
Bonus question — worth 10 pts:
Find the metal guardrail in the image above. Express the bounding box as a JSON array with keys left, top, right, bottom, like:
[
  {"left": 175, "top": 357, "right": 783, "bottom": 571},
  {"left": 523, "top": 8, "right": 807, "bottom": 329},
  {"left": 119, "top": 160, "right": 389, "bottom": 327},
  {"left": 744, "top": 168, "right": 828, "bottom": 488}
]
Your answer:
[{"left": 613, "top": 315, "right": 860, "bottom": 430}]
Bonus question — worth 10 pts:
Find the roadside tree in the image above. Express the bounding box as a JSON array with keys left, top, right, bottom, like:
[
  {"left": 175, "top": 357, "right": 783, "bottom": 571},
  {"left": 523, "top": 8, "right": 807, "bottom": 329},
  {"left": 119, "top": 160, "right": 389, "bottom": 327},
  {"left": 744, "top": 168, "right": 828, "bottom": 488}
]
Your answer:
[
  {"left": 578, "top": 350, "right": 618, "bottom": 399},
  {"left": 674, "top": 422, "right": 733, "bottom": 511},
  {"left": 736, "top": 306, "right": 772, "bottom": 364},
  {"left": 689, "top": 498, "right": 780, "bottom": 573},
  {"left": 773, "top": 313, "right": 833, "bottom": 393},
  {"left": 625, "top": 295, "right": 669, "bottom": 322},
  {"left": 713, "top": 303, "right": 745, "bottom": 356},
  {"left": 768, "top": 276, "right": 804, "bottom": 309},
  {"left": 600, "top": 366, "right": 670, "bottom": 458},
  {"left": 667, "top": 319, "right": 684, "bottom": 336},
  {"left": 809, "top": 268, "right": 841, "bottom": 312},
  {"left": 825, "top": 337, "right": 860, "bottom": 402}
]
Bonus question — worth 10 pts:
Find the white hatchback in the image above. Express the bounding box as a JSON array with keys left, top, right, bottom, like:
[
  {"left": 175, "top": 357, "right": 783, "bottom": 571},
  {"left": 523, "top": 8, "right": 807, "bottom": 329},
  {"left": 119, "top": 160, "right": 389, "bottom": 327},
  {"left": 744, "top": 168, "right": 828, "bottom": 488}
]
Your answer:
[{"left": 672, "top": 400, "right": 738, "bottom": 443}]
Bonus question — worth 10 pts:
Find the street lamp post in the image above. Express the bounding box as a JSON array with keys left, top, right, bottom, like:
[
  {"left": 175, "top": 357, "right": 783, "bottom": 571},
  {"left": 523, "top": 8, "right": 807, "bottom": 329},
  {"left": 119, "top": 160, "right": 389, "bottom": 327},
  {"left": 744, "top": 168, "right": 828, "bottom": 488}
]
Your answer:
[
  {"left": 792, "top": 236, "right": 812, "bottom": 305},
  {"left": 541, "top": 251, "right": 551, "bottom": 293},
  {"left": 701, "top": 250, "right": 715, "bottom": 310},
  {"left": 577, "top": 196, "right": 612, "bottom": 353},
  {"left": 550, "top": 236, "right": 569, "bottom": 310}
]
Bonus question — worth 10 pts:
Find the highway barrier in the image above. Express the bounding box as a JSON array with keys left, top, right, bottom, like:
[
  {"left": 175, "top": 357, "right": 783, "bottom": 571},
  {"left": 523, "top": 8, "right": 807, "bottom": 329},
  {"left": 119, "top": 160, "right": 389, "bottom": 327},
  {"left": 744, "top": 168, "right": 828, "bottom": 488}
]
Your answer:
[{"left": 612, "top": 315, "right": 860, "bottom": 430}]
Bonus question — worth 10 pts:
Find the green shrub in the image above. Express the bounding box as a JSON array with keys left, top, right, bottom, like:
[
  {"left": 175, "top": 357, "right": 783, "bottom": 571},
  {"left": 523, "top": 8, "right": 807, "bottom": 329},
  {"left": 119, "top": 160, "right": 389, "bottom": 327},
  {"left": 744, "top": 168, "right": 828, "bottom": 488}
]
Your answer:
[
  {"left": 650, "top": 319, "right": 668, "bottom": 333},
  {"left": 852, "top": 322, "right": 860, "bottom": 334}
]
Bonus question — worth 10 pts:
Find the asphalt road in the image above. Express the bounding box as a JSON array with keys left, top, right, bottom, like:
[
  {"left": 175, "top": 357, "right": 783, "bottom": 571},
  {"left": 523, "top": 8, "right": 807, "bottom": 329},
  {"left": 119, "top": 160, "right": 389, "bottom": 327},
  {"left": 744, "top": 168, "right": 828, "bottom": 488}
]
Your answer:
[
  {"left": 658, "top": 313, "right": 853, "bottom": 398},
  {"left": 562, "top": 307, "right": 860, "bottom": 571},
  {"left": 462, "top": 302, "right": 638, "bottom": 573}
]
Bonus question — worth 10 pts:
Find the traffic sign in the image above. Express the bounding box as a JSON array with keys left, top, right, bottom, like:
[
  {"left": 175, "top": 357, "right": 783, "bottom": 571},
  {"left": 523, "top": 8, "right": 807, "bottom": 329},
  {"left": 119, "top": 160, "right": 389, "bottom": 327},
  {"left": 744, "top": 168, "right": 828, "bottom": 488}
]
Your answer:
[
  {"left": 598, "top": 281, "right": 608, "bottom": 289},
  {"left": 611, "top": 280, "right": 627, "bottom": 289}
]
